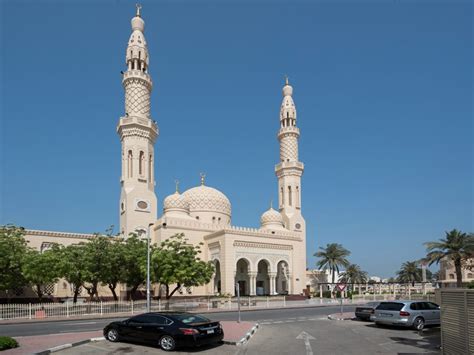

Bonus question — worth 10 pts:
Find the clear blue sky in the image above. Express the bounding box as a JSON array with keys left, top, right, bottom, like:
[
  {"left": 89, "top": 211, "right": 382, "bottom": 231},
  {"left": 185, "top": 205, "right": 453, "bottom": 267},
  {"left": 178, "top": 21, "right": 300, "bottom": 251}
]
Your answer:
[{"left": 1, "top": 1, "right": 472, "bottom": 278}]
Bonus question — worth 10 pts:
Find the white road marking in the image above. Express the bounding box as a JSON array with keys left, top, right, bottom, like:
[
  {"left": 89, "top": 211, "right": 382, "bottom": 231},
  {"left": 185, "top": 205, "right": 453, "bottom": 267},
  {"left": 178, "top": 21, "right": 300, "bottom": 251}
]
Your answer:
[
  {"left": 62, "top": 321, "right": 97, "bottom": 325},
  {"left": 296, "top": 331, "right": 315, "bottom": 355}
]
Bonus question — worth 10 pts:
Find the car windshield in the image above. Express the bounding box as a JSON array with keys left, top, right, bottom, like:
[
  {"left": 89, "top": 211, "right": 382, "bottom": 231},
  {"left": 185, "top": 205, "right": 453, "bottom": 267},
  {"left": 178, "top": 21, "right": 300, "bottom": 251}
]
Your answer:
[
  {"left": 376, "top": 302, "right": 404, "bottom": 311},
  {"left": 173, "top": 314, "right": 210, "bottom": 324}
]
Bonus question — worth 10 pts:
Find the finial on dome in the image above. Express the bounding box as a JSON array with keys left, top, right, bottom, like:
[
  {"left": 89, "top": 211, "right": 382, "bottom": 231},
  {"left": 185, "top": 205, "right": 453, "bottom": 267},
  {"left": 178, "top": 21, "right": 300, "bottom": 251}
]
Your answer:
[
  {"left": 136, "top": 3, "right": 142, "bottom": 17},
  {"left": 285, "top": 75, "right": 289, "bottom": 86},
  {"left": 175, "top": 179, "right": 180, "bottom": 193},
  {"left": 200, "top": 172, "right": 206, "bottom": 186},
  {"left": 270, "top": 199, "right": 273, "bottom": 209}
]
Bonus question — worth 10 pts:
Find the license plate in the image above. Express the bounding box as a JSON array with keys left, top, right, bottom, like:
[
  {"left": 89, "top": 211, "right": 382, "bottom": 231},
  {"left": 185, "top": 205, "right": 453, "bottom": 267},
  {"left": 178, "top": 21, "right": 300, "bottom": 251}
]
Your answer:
[
  {"left": 380, "top": 313, "right": 392, "bottom": 317},
  {"left": 207, "top": 329, "right": 214, "bottom": 334}
]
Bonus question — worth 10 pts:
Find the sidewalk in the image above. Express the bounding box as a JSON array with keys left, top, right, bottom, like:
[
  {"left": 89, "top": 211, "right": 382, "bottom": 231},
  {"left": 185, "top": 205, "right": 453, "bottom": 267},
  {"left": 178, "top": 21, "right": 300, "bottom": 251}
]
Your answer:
[
  {"left": 3, "top": 322, "right": 258, "bottom": 354},
  {"left": 3, "top": 331, "right": 102, "bottom": 355}
]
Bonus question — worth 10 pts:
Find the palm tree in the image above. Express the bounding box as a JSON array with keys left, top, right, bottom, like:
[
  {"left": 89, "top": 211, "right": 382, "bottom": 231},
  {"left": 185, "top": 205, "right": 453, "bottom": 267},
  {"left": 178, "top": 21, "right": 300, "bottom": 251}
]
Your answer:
[
  {"left": 339, "top": 264, "right": 368, "bottom": 284},
  {"left": 424, "top": 229, "right": 474, "bottom": 287},
  {"left": 339, "top": 264, "right": 368, "bottom": 292},
  {"left": 396, "top": 261, "right": 421, "bottom": 286},
  {"left": 314, "top": 243, "right": 350, "bottom": 284}
]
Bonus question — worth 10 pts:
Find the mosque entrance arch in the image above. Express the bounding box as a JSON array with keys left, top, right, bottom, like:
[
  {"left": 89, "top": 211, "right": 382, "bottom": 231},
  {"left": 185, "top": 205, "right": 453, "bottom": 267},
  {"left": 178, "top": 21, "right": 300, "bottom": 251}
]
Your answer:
[
  {"left": 276, "top": 260, "right": 290, "bottom": 294},
  {"left": 256, "top": 259, "right": 271, "bottom": 295},
  {"left": 213, "top": 260, "right": 221, "bottom": 295},
  {"left": 235, "top": 258, "right": 250, "bottom": 296}
]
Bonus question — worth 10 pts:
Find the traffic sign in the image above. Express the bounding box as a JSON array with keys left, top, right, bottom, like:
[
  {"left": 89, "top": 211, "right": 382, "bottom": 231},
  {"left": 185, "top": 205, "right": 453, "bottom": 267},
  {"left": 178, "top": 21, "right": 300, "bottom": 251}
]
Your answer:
[{"left": 336, "top": 283, "right": 346, "bottom": 292}]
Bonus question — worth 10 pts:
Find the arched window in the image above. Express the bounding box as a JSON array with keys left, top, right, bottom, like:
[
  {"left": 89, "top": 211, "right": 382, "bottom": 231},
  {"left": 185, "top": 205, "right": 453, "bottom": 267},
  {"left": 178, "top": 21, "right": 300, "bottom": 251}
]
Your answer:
[
  {"left": 128, "top": 150, "right": 133, "bottom": 178},
  {"left": 139, "top": 151, "right": 145, "bottom": 175},
  {"left": 281, "top": 186, "right": 284, "bottom": 205},
  {"left": 296, "top": 186, "right": 300, "bottom": 207},
  {"left": 148, "top": 154, "right": 152, "bottom": 182},
  {"left": 288, "top": 186, "right": 292, "bottom": 206}
]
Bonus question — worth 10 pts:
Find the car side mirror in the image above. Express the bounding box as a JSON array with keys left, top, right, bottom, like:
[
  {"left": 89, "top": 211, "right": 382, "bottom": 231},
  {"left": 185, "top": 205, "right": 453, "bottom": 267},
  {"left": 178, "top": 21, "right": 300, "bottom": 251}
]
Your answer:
[{"left": 123, "top": 320, "right": 129, "bottom": 325}]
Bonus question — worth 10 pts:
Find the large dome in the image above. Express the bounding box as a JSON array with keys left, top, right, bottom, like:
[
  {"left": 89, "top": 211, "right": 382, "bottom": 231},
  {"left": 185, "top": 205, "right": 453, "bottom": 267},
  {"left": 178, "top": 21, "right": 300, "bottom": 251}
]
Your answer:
[{"left": 182, "top": 185, "right": 231, "bottom": 216}]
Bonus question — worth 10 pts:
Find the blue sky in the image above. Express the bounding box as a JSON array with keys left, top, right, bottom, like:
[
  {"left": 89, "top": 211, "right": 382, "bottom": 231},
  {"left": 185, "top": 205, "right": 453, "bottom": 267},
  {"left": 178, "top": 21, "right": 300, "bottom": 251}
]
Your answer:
[{"left": 1, "top": 0, "right": 472, "bottom": 278}]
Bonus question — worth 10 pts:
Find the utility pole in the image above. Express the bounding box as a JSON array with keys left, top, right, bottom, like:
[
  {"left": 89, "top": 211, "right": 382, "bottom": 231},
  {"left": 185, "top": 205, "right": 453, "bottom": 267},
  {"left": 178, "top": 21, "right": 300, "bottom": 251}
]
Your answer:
[{"left": 146, "top": 222, "right": 154, "bottom": 312}]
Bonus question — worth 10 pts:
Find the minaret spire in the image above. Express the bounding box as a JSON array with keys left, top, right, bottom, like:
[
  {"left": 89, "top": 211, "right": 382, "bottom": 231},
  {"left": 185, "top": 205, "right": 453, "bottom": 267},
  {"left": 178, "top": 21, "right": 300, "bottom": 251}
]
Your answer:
[
  {"left": 117, "top": 7, "right": 159, "bottom": 237},
  {"left": 275, "top": 77, "right": 304, "bottom": 230}
]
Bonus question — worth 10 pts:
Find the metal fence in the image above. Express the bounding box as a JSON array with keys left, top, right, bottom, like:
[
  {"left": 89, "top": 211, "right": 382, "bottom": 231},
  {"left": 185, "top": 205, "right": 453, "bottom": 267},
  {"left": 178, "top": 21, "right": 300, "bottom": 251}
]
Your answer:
[
  {"left": 439, "top": 288, "right": 474, "bottom": 355},
  {"left": 351, "top": 294, "right": 437, "bottom": 302},
  {"left": 0, "top": 296, "right": 359, "bottom": 321}
]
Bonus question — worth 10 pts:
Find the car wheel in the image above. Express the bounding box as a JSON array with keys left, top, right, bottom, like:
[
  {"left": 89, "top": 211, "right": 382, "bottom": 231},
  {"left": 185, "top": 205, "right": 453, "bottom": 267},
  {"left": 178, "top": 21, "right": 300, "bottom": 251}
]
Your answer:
[
  {"left": 159, "top": 335, "right": 176, "bottom": 351},
  {"left": 413, "top": 317, "right": 425, "bottom": 331},
  {"left": 106, "top": 328, "right": 120, "bottom": 342}
]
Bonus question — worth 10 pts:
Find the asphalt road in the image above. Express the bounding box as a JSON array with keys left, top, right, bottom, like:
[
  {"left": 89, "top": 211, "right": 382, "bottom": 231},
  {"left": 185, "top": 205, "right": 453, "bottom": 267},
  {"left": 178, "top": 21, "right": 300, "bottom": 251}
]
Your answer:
[
  {"left": 57, "top": 309, "right": 441, "bottom": 355},
  {"left": 0, "top": 305, "right": 354, "bottom": 337}
]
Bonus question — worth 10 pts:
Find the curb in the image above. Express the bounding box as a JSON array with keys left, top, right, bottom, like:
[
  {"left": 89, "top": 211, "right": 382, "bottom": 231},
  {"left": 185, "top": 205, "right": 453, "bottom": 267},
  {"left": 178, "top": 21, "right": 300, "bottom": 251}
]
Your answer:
[
  {"left": 34, "top": 336, "right": 105, "bottom": 354},
  {"left": 223, "top": 323, "right": 259, "bottom": 346},
  {"left": 327, "top": 314, "right": 354, "bottom": 321}
]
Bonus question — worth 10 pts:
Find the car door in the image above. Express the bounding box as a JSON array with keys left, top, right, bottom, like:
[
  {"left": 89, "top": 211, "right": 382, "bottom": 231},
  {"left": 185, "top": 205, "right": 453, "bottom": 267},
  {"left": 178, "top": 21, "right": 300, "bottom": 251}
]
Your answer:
[
  {"left": 140, "top": 315, "right": 170, "bottom": 342},
  {"left": 425, "top": 302, "right": 440, "bottom": 325},
  {"left": 126, "top": 314, "right": 152, "bottom": 340}
]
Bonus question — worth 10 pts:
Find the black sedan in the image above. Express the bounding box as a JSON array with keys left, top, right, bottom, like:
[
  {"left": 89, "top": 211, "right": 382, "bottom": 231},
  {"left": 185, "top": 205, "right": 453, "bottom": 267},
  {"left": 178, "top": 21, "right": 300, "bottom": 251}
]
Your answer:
[
  {"left": 355, "top": 302, "right": 380, "bottom": 321},
  {"left": 103, "top": 312, "right": 224, "bottom": 351}
]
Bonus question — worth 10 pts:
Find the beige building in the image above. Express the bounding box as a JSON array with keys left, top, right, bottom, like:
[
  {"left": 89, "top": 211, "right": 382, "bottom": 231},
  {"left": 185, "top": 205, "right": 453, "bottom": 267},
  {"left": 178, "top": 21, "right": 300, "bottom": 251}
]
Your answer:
[
  {"left": 16, "top": 7, "right": 309, "bottom": 299},
  {"left": 438, "top": 258, "right": 474, "bottom": 287}
]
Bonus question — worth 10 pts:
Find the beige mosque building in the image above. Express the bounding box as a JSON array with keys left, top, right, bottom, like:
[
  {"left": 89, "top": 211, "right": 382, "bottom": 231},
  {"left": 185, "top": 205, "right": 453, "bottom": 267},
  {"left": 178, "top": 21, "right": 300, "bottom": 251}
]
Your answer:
[{"left": 19, "top": 8, "right": 309, "bottom": 299}]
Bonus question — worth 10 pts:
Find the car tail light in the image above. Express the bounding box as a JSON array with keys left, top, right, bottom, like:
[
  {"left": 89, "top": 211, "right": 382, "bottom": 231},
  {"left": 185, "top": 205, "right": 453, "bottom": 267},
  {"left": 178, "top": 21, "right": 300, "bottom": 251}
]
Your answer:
[
  {"left": 399, "top": 311, "right": 410, "bottom": 317},
  {"left": 179, "top": 328, "right": 199, "bottom": 335}
]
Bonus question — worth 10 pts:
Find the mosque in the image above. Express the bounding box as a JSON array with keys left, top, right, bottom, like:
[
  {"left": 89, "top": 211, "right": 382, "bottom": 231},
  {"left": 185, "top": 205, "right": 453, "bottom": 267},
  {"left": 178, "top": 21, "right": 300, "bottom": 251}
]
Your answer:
[{"left": 20, "top": 7, "right": 309, "bottom": 298}]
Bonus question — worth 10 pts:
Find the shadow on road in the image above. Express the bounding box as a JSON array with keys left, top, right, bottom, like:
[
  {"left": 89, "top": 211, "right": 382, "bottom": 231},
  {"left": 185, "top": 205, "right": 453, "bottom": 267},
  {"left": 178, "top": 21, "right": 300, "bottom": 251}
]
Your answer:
[
  {"left": 390, "top": 328, "right": 440, "bottom": 354},
  {"left": 118, "top": 340, "right": 225, "bottom": 353}
]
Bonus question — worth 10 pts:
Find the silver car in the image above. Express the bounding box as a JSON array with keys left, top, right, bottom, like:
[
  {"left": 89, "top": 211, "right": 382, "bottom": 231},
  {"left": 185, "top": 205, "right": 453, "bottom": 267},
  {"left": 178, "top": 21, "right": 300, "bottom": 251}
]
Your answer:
[{"left": 371, "top": 301, "right": 440, "bottom": 330}]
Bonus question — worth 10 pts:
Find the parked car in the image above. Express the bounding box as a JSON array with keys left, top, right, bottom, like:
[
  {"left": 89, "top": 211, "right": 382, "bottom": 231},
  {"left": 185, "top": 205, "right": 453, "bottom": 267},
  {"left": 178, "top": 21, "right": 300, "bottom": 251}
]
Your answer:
[
  {"left": 104, "top": 312, "right": 224, "bottom": 351},
  {"left": 355, "top": 302, "right": 380, "bottom": 321},
  {"left": 371, "top": 301, "right": 440, "bottom": 330}
]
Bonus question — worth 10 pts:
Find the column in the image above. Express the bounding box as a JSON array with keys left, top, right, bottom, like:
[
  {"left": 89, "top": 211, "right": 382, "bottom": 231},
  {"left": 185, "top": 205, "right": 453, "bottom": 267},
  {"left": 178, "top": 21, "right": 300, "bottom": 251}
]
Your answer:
[
  {"left": 269, "top": 272, "right": 277, "bottom": 295},
  {"left": 249, "top": 272, "right": 257, "bottom": 296},
  {"left": 319, "top": 284, "right": 323, "bottom": 298}
]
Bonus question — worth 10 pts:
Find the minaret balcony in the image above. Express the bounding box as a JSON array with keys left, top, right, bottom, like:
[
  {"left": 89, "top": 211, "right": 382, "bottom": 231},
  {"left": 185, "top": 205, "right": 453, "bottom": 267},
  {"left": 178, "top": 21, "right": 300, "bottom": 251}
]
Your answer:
[
  {"left": 122, "top": 70, "right": 152, "bottom": 87},
  {"left": 278, "top": 126, "right": 300, "bottom": 138},
  {"left": 275, "top": 161, "right": 304, "bottom": 174},
  {"left": 117, "top": 115, "right": 159, "bottom": 142}
]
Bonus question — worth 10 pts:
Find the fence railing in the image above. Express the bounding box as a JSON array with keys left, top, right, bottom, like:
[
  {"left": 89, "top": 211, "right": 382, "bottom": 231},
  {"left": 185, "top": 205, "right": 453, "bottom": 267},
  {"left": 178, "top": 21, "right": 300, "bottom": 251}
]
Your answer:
[
  {"left": 0, "top": 296, "right": 361, "bottom": 321},
  {"left": 351, "top": 294, "right": 436, "bottom": 302}
]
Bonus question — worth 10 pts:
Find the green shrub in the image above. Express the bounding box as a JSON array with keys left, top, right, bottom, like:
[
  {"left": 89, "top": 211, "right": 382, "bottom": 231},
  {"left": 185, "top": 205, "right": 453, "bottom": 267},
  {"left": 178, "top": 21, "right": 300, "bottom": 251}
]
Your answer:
[
  {"left": 467, "top": 281, "right": 474, "bottom": 289},
  {"left": 0, "top": 336, "right": 19, "bottom": 350}
]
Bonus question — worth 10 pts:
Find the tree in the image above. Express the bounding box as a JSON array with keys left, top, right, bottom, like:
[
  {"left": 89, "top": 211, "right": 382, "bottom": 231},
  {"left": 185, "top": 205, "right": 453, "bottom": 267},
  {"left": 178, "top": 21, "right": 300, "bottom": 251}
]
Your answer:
[
  {"left": 81, "top": 235, "right": 111, "bottom": 301},
  {"left": 339, "top": 264, "right": 368, "bottom": 289},
  {"left": 22, "top": 248, "right": 61, "bottom": 303},
  {"left": 396, "top": 261, "right": 421, "bottom": 286},
  {"left": 101, "top": 240, "right": 126, "bottom": 301},
  {"left": 314, "top": 243, "right": 351, "bottom": 284},
  {"left": 121, "top": 234, "right": 147, "bottom": 300},
  {"left": 57, "top": 244, "right": 87, "bottom": 303},
  {"left": 151, "top": 234, "right": 214, "bottom": 299},
  {"left": 424, "top": 229, "right": 474, "bottom": 287},
  {"left": 0, "top": 225, "right": 28, "bottom": 300}
]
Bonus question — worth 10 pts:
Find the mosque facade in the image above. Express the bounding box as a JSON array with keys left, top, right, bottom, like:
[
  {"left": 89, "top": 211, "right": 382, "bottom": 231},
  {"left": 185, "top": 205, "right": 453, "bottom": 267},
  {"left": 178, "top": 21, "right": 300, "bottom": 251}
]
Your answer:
[{"left": 19, "top": 7, "right": 309, "bottom": 298}]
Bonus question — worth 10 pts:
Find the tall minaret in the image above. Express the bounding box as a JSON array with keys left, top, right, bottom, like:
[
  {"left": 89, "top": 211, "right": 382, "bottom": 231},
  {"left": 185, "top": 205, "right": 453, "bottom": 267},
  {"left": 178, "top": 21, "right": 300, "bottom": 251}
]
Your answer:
[
  {"left": 275, "top": 77, "right": 305, "bottom": 232},
  {"left": 117, "top": 5, "right": 158, "bottom": 237}
]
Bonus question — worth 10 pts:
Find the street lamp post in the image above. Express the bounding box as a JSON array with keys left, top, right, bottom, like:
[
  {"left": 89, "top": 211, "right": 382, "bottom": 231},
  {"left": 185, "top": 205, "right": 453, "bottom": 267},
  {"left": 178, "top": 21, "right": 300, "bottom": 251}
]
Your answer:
[{"left": 146, "top": 222, "right": 154, "bottom": 313}]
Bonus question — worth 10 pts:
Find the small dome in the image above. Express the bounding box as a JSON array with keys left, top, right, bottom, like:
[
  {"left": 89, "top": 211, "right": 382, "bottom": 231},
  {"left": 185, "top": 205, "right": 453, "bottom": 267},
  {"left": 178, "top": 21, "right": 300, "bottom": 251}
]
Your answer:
[
  {"left": 283, "top": 83, "right": 293, "bottom": 97},
  {"left": 163, "top": 192, "right": 189, "bottom": 212},
  {"left": 131, "top": 16, "right": 145, "bottom": 32},
  {"left": 261, "top": 208, "right": 283, "bottom": 225},
  {"left": 182, "top": 185, "right": 231, "bottom": 216}
]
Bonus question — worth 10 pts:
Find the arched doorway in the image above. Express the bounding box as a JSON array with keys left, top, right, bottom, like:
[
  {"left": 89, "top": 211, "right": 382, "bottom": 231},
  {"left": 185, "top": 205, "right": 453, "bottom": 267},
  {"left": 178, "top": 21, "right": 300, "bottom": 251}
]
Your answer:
[
  {"left": 276, "top": 260, "right": 290, "bottom": 294},
  {"left": 213, "top": 260, "right": 221, "bottom": 295},
  {"left": 235, "top": 259, "right": 250, "bottom": 296},
  {"left": 256, "top": 260, "right": 270, "bottom": 295}
]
